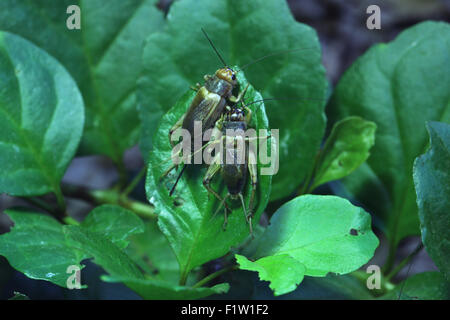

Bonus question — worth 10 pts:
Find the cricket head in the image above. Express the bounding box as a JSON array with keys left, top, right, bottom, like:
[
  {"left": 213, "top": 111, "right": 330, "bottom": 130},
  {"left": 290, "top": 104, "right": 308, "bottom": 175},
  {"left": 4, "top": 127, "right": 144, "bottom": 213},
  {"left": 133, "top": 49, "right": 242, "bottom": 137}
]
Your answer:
[
  {"left": 224, "top": 105, "right": 245, "bottom": 122},
  {"left": 215, "top": 67, "right": 237, "bottom": 85}
]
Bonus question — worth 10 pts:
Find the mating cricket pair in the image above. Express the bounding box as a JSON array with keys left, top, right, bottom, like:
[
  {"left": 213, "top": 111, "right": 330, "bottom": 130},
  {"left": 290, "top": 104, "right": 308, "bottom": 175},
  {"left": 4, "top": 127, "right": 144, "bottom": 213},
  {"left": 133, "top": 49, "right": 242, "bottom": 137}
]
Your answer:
[{"left": 159, "top": 29, "right": 284, "bottom": 236}]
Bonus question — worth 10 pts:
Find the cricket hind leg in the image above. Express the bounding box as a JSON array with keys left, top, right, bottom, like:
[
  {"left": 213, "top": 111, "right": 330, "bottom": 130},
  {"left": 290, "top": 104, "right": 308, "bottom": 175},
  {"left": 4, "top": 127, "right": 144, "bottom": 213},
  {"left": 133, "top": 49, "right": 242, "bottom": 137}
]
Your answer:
[
  {"left": 247, "top": 148, "right": 258, "bottom": 222},
  {"left": 203, "top": 159, "right": 231, "bottom": 216}
]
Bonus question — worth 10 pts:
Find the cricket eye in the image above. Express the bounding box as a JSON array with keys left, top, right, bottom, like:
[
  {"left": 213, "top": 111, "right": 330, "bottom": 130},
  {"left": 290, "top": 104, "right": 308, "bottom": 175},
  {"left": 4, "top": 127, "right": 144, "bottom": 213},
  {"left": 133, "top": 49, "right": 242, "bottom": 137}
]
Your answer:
[{"left": 231, "top": 74, "right": 236, "bottom": 80}]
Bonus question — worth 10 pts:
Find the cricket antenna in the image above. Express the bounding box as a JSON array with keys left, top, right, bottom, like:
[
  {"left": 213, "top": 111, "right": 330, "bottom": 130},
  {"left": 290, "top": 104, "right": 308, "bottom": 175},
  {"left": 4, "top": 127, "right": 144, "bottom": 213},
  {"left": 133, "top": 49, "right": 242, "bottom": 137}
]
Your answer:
[
  {"left": 169, "top": 164, "right": 187, "bottom": 196},
  {"left": 201, "top": 28, "right": 228, "bottom": 67},
  {"left": 239, "top": 47, "right": 317, "bottom": 72},
  {"left": 243, "top": 97, "right": 327, "bottom": 108}
]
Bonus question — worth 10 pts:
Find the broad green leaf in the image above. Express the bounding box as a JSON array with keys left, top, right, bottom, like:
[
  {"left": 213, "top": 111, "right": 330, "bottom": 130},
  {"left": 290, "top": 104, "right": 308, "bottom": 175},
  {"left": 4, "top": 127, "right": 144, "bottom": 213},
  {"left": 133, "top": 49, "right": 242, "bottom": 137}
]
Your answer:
[
  {"left": 0, "top": 0, "right": 164, "bottom": 163},
  {"left": 311, "top": 117, "right": 376, "bottom": 190},
  {"left": 81, "top": 204, "right": 145, "bottom": 250},
  {"left": 138, "top": 0, "right": 327, "bottom": 200},
  {"left": 127, "top": 220, "right": 181, "bottom": 283},
  {"left": 0, "top": 209, "right": 84, "bottom": 287},
  {"left": 0, "top": 204, "right": 228, "bottom": 299},
  {"left": 63, "top": 226, "right": 144, "bottom": 280},
  {"left": 0, "top": 205, "right": 143, "bottom": 287},
  {"left": 237, "top": 195, "right": 378, "bottom": 296},
  {"left": 236, "top": 254, "right": 306, "bottom": 296},
  {"left": 146, "top": 71, "right": 272, "bottom": 280},
  {"left": 102, "top": 276, "right": 229, "bottom": 300},
  {"left": 328, "top": 21, "right": 450, "bottom": 246},
  {"left": 0, "top": 31, "right": 84, "bottom": 196},
  {"left": 413, "top": 122, "right": 450, "bottom": 280},
  {"left": 381, "top": 272, "right": 450, "bottom": 300}
]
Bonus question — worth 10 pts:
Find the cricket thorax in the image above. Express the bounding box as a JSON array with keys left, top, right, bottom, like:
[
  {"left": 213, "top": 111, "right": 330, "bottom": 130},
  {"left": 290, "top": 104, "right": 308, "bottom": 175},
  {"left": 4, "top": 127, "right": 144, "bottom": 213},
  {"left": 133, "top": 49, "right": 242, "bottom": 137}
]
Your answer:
[{"left": 204, "top": 71, "right": 235, "bottom": 97}]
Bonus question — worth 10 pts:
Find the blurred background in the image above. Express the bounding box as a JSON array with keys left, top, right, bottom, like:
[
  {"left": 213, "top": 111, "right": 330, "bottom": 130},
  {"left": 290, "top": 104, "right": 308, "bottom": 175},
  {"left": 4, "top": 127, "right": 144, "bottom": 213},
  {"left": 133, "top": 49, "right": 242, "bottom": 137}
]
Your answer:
[{"left": 1, "top": 0, "right": 448, "bottom": 299}]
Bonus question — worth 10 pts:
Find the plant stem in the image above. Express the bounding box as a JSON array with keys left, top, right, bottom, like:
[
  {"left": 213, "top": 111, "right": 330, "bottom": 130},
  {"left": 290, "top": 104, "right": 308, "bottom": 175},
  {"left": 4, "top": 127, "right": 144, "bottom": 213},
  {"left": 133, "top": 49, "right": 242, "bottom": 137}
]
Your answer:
[
  {"left": 192, "top": 265, "right": 238, "bottom": 288},
  {"left": 54, "top": 185, "right": 67, "bottom": 216},
  {"left": 62, "top": 185, "right": 156, "bottom": 219},
  {"left": 297, "top": 152, "right": 320, "bottom": 195},
  {"left": 115, "top": 158, "right": 128, "bottom": 190},
  {"left": 21, "top": 196, "right": 55, "bottom": 214},
  {"left": 383, "top": 238, "right": 398, "bottom": 275},
  {"left": 122, "top": 166, "right": 147, "bottom": 197},
  {"left": 90, "top": 189, "right": 156, "bottom": 219},
  {"left": 63, "top": 216, "right": 80, "bottom": 226},
  {"left": 385, "top": 242, "right": 423, "bottom": 282},
  {"left": 179, "top": 268, "right": 190, "bottom": 286},
  {"left": 21, "top": 192, "right": 67, "bottom": 223}
]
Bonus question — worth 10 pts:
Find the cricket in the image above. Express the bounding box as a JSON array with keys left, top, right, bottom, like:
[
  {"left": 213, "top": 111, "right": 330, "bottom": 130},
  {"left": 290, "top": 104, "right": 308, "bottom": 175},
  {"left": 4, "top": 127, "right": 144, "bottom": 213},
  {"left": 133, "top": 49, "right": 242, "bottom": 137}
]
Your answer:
[
  {"left": 160, "top": 28, "right": 314, "bottom": 197},
  {"left": 202, "top": 99, "right": 270, "bottom": 235}
]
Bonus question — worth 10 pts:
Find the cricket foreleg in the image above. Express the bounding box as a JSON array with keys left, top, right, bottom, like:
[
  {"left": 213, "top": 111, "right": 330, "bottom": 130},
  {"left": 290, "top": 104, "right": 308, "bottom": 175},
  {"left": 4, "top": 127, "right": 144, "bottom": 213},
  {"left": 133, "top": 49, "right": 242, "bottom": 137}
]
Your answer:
[{"left": 229, "top": 83, "right": 249, "bottom": 104}]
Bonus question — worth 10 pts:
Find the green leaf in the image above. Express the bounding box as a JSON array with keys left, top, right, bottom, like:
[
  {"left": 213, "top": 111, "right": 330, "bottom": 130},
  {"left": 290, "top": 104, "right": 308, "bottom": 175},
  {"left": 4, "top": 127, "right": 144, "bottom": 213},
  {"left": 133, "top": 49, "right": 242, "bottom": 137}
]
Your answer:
[
  {"left": 0, "top": 207, "right": 226, "bottom": 299},
  {"left": 146, "top": 71, "right": 272, "bottom": 280},
  {"left": 0, "top": 31, "right": 84, "bottom": 197},
  {"left": 0, "top": 0, "right": 164, "bottom": 163},
  {"left": 102, "top": 276, "right": 229, "bottom": 300},
  {"left": 63, "top": 225, "right": 144, "bottom": 280},
  {"left": 328, "top": 21, "right": 450, "bottom": 246},
  {"left": 126, "top": 220, "right": 181, "bottom": 283},
  {"left": 237, "top": 195, "right": 378, "bottom": 296},
  {"left": 138, "top": 0, "right": 327, "bottom": 200},
  {"left": 413, "top": 122, "right": 450, "bottom": 280},
  {"left": 311, "top": 117, "right": 376, "bottom": 190},
  {"left": 0, "top": 209, "right": 85, "bottom": 287},
  {"left": 236, "top": 254, "right": 306, "bottom": 296},
  {"left": 0, "top": 205, "right": 143, "bottom": 287},
  {"left": 381, "top": 272, "right": 450, "bottom": 300},
  {"left": 81, "top": 204, "right": 145, "bottom": 250},
  {"left": 256, "top": 195, "right": 379, "bottom": 276}
]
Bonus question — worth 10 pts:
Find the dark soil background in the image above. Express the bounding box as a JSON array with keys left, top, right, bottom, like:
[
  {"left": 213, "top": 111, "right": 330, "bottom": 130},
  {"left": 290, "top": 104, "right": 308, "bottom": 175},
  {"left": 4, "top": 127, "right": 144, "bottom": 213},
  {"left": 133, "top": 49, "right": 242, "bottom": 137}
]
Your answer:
[{"left": 1, "top": 0, "right": 448, "bottom": 299}]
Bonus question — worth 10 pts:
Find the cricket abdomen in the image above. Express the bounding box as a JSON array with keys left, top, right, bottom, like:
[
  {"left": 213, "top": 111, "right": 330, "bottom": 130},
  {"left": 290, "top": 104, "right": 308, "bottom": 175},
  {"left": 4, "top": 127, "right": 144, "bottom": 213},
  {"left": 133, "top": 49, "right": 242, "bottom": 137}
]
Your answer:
[{"left": 222, "top": 163, "right": 247, "bottom": 196}]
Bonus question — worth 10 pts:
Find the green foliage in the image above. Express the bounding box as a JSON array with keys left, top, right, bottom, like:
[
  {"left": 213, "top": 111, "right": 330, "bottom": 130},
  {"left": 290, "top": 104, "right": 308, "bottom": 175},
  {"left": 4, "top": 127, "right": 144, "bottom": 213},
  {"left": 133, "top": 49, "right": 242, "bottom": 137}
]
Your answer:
[
  {"left": 413, "top": 122, "right": 450, "bottom": 280},
  {"left": 0, "top": 0, "right": 164, "bottom": 163},
  {"left": 126, "top": 220, "right": 181, "bottom": 283},
  {"left": 0, "top": 209, "right": 85, "bottom": 287},
  {"left": 0, "top": 206, "right": 144, "bottom": 287},
  {"left": 146, "top": 71, "right": 272, "bottom": 281},
  {"left": 329, "top": 21, "right": 450, "bottom": 247},
  {"left": 0, "top": 0, "right": 447, "bottom": 300},
  {"left": 0, "top": 206, "right": 227, "bottom": 299},
  {"left": 236, "top": 254, "right": 306, "bottom": 296},
  {"left": 311, "top": 117, "right": 376, "bottom": 190},
  {"left": 0, "top": 31, "right": 84, "bottom": 197},
  {"left": 138, "top": 0, "right": 327, "bottom": 200},
  {"left": 102, "top": 276, "right": 229, "bottom": 300},
  {"left": 236, "top": 195, "right": 379, "bottom": 295},
  {"left": 381, "top": 272, "right": 450, "bottom": 300}
]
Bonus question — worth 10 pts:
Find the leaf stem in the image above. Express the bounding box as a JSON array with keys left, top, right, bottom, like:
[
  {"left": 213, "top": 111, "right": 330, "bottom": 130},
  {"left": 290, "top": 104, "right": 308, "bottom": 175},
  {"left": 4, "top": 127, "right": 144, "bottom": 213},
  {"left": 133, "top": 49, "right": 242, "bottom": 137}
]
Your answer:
[
  {"left": 385, "top": 242, "right": 423, "bottom": 282},
  {"left": 192, "top": 265, "right": 238, "bottom": 288},
  {"left": 21, "top": 196, "right": 55, "bottom": 214},
  {"left": 54, "top": 185, "right": 67, "bottom": 215},
  {"left": 115, "top": 158, "right": 128, "bottom": 190},
  {"left": 62, "top": 185, "right": 156, "bottom": 219},
  {"left": 122, "top": 166, "right": 147, "bottom": 197},
  {"left": 383, "top": 238, "right": 398, "bottom": 275},
  {"left": 298, "top": 152, "right": 320, "bottom": 195},
  {"left": 179, "top": 268, "right": 190, "bottom": 286}
]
